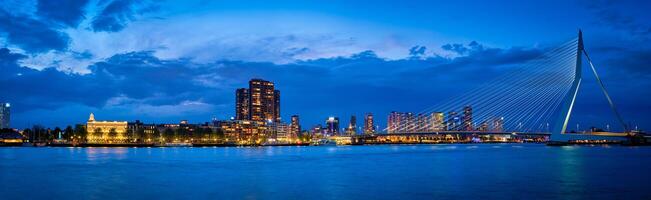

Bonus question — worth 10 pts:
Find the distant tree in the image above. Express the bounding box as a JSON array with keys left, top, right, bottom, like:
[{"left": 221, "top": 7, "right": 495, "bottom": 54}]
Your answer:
[
  {"left": 93, "top": 128, "right": 103, "bottom": 141},
  {"left": 164, "top": 128, "right": 175, "bottom": 142},
  {"left": 152, "top": 128, "right": 160, "bottom": 142},
  {"left": 136, "top": 128, "right": 146, "bottom": 142},
  {"left": 191, "top": 127, "right": 200, "bottom": 141},
  {"left": 73, "top": 124, "right": 88, "bottom": 141},
  {"left": 176, "top": 127, "right": 188, "bottom": 141},
  {"left": 202, "top": 128, "right": 213, "bottom": 141},
  {"left": 52, "top": 127, "right": 62, "bottom": 139},
  {"left": 108, "top": 128, "right": 118, "bottom": 140},
  {"left": 63, "top": 126, "right": 74, "bottom": 140}
]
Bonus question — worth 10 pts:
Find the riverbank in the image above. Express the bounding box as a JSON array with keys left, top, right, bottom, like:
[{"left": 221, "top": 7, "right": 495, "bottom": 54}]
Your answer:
[{"left": 4, "top": 141, "right": 650, "bottom": 147}]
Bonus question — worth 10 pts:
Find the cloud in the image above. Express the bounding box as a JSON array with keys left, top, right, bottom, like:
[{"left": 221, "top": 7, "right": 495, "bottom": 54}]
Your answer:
[
  {"left": 91, "top": 0, "right": 158, "bottom": 32},
  {"left": 408, "top": 45, "right": 426, "bottom": 57},
  {"left": 602, "top": 48, "right": 651, "bottom": 78},
  {"left": 0, "top": 9, "right": 70, "bottom": 52},
  {"left": 0, "top": 48, "right": 27, "bottom": 75},
  {"left": 441, "top": 41, "right": 486, "bottom": 55},
  {"left": 2, "top": 38, "right": 649, "bottom": 130},
  {"left": 583, "top": 0, "right": 651, "bottom": 41},
  {"left": 36, "top": 0, "right": 90, "bottom": 27}
]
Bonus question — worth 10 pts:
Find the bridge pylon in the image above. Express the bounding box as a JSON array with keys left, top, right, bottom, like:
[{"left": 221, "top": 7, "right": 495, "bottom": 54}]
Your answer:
[{"left": 549, "top": 30, "right": 628, "bottom": 142}]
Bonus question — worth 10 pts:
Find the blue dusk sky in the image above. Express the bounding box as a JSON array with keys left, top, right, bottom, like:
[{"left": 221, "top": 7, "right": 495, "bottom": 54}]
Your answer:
[{"left": 0, "top": 0, "right": 650, "bottom": 131}]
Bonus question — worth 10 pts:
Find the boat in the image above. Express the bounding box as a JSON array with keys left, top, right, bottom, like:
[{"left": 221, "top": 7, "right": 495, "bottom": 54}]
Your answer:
[{"left": 312, "top": 139, "right": 337, "bottom": 146}]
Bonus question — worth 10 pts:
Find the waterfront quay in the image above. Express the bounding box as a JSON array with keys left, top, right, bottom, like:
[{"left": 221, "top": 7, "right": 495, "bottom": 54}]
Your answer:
[
  {"left": 13, "top": 132, "right": 546, "bottom": 147},
  {"left": 338, "top": 131, "right": 548, "bottom": 145},
  {"left": 4, "top": 127, "right": 648, "bottom": 147}
]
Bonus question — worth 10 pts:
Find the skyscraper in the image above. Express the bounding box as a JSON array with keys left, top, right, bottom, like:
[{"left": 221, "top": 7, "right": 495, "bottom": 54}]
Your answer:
[
  {"left": 364, "top": 113, "right": 375, "bottom": 135},
  {"left": 463, "top": 106, "right": 473, "bottom": 131},
  {"left": 446, "top": 111, "right": 459, "bottom": 131},
  {"left": 0, "top": 103, "right": 9, "bottom": 129},
  {"left": 235, "top": 88, "right": 249, "bottom": 120},
  {"left": 326, "top": 117, "right": 339, "bottom": 136},
  {"left": 416, "top": 113, "right": 425, "bottom": 132},
  {"left": 290, "top": 115, "right": 300, "bottom": 138},
  {"left": 249, "top": 79, "right": 276, "bottom": 122},
  {"left": 431, "top": 112, "right": 445, "bottom": 131},
  {"left": 491, "top": 117, "right": 504, "bottom": 132},
  {"left": 388, "top": 112, "right": 413, "bottom": 133},
  {"left": 346, "top": 115, "right": 357, "bottom": 135},
  {"left": 406, "top": 112, "right": 414, "bottom": 132},
  {"left": 387, "top": 111, "right": 400, "bottom": 133},
  {"left": 274, "top": 90, "right": 281, "bottom": 122},
  {"left": 235, "top": 79, "right": 280, "bottom": 122}
]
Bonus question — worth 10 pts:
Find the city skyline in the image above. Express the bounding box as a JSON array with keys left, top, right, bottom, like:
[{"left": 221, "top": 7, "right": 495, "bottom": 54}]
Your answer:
[
  {"left": 2, "top": 2, "right": 651, "bottom": 199},
  {"left": 0, "top": 1, "right": 650, "bottom": 131}
]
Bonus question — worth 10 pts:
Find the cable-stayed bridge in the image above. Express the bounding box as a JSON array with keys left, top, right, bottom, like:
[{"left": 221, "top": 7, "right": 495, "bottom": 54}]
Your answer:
[{"left": 372, "top": 31, "right": 637, "bottom": 144}]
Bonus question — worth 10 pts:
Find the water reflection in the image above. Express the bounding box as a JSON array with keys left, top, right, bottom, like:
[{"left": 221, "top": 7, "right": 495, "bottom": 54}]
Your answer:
[{"left": 0, "top": 145, "right": 649, "bottom": 199}]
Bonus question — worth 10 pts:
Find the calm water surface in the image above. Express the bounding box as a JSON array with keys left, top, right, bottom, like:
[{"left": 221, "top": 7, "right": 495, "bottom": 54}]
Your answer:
[{"left": 1, "top": 144, "right": 650, "bottom": 199}]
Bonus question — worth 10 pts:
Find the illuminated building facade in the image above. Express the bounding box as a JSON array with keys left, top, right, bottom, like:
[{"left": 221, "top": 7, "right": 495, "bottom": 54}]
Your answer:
[
  {"left": 219, "top": 120, "right": 268, "bottom": 144},
  {"left": 326, "top": 117, "right": 339, "bottom": 136},
  {"left": 235, "top": 79, "right": 280, "bottom": 122},
  {"left": 416, "top": 114, "right": 426, "bottom": 132},
  {"left": 250, "top": 79, "right": 279, "bottom": 122},
  {"left": 270, "top": 122, "right": 292, "bottom": 142},
  {"left": 86, "top": 113, "right": 128, "bottom": 143},
  {"left": 388, "top": 112, "right": 412, "bottom": 133},
  {"left": 274, "top": 91, "right": 280, "bottom": 122},
  {"left": 311, "top": 124, "right": 324, "bottom": 136},
  {"left": 235, "top": 88, "right": 250, "bottom": 120},
  {"left": 463, "top": 106, "right": 473, "bottom": 131},
  {"left": 491, "top": 117, "right": 504, "bottom": 132},
  {"left": 387, "top": 112, "right": 400, "bottom": 133},
  {"left": 478, "top": 121, "right": 489, "bottom": 131},
  {"left": 364, "top": 113, "right": 375, "bottom": 135},
  {"left": 290, "top": 115, "right": 300, "bottom": 138},
  {"left": 431, "top": 112, "right": 445, "bottom": 131},
  {"left": 127, "top": 120, "right": 158, "bottom": 142},
  {"left": 346, "top": 115, "right": 357, "bottom": 135},
  {"left": 0, "top": 103, "right": 9, "bottom": 129},
  {"left": 446, "top": 111, "right": 460, "bottom": 131}
]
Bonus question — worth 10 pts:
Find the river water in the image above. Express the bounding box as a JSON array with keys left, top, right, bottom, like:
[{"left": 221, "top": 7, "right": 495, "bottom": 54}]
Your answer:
[{"left": 1, "top": 144, "right": 650, "bottom": 199}]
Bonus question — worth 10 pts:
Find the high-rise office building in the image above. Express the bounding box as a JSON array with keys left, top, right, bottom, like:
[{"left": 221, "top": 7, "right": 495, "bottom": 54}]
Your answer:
[
  {"left": 491, "top": 117, "right": 504, "bottom": 132},
  {"left": 346, "top": 115, "right": 357, "bottom": 135},
  {"left": 290, "top": 115, "right": 300, "bottom": 138},
  {"left": 416, "top": 113, "right": 426, "bottom": 132},
  {"left": 274, "top": 90, "right": 281, "bottom": 122},
  {"left": 326, "top": 117, "right": 339, "bottom": 136},
  {"left": 364, "top": 113, "right": 375, "bottom": 135},
  {"left": 249, "top": 79, "right": 277, "bottom": 122},
  {"left": 446, "top": 111, "right": 459, "bottom": 131},
  {"left": 387, "top": 111, "right": 400, "bottom": 133},
  {"left": 235, "top": 79, "right": 280, "bottom": 122},
  {"left": 431, "top": 112, "right": 445, "bottom": 131},
  {"left": 406, "top": 112, "right": 414, "bottom": 132},
  {"left": 463, "top": 106, "right": 473, "bottom": 131},
  {"left": 0, "top": 103, "right": 9, "bottom": 129},
  {"left": 311, "top": 124, "right": 324, "bottom": 136},
  {"left": 388, "top": 112, "right": 413, "bottom": 133},
  {"left": 235, "top": 88, "right": 249, "bottom": 120},
  {"left": 478, "top": 121, "right": 489, "bottom": 131}
]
